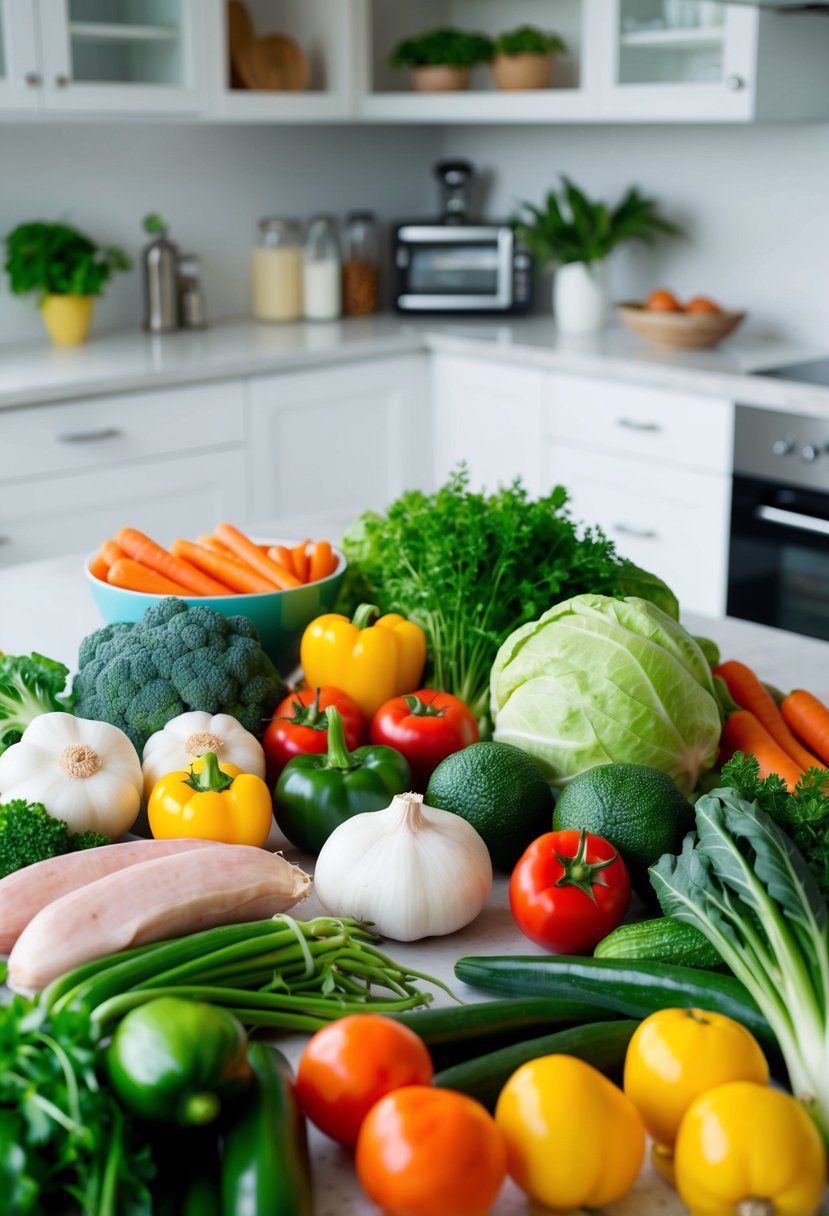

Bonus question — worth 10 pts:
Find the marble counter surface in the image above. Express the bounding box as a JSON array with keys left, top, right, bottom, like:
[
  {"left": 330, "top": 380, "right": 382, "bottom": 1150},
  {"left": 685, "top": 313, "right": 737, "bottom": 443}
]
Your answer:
[
  {"left": 2, "top": 314, "right": 829, "bottom": 417},
  {"left": 2, "top": 550, "right": 828, "bottom": 1215}
]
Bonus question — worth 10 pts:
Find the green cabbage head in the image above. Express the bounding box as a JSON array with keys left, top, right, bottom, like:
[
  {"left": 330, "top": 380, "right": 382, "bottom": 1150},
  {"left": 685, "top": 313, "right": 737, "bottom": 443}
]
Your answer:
[{"left": 490, "top": 594, "right": 721, "bottom": 796}]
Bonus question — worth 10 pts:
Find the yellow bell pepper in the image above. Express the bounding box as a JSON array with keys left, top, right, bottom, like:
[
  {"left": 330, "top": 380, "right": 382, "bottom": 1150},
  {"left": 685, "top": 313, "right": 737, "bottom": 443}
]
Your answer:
[
  {"left": 300, "top": 603, "right": 427, "bottom": 718},
  {"left": 624, "top": 1008, "right": 769, "bottom": 1151},
  {"left": 675, "top": 1081, "right": 827, "bottom": 1216},
  {"left": 148, "top": 752, "right": 273, "bottom": 848},
  {"left": 494, "top": 1054, "right": 645, "bottom": 1210}
]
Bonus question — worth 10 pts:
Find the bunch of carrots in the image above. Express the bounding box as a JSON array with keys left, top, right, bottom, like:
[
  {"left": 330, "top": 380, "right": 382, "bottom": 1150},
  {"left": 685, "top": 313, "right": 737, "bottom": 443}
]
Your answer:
[
  {"left": 89, "top": 525, "right": 338, "bottom": 598},
  {"left": 716, "top": 658, "right": 829, "bottom": 791}
]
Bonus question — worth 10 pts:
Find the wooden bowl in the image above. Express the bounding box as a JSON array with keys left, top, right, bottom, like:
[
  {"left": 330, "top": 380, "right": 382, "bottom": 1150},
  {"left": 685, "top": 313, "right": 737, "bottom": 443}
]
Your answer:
[
  {"left": 235, "top": 33, "right": 310, "bottom": 92},
  {"left": 617, "top": 302, "right": 746, "bottom": 351},
  {"left": 227, "top": 0, "right": 254, "bottom": 88}
]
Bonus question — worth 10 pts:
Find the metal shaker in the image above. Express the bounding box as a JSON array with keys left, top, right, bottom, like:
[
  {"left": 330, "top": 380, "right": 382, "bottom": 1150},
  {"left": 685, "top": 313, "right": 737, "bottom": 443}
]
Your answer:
[{"left": 142, "top": 213, "right": 178, "bottom": 333}]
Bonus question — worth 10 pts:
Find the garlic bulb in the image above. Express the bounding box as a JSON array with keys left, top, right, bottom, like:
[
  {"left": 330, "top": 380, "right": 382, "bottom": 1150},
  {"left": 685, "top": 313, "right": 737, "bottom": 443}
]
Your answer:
[
  {"left": 313, "top": 791, "right": 492, "bottom": 942},
  {"left": 142, "top": 711, "right": 266, "bottom": 802}
]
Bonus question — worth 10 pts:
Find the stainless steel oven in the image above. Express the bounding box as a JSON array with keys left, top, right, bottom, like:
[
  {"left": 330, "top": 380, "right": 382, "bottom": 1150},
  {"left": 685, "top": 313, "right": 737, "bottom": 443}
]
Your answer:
[{"left": 728, "top": 404, "right": 829, "bottom": 640}]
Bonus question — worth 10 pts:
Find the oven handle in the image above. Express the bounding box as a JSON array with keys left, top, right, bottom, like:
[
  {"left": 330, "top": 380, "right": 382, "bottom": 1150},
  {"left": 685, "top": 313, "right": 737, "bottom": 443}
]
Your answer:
[{"left": 755, "top": 504, "right": 829, "bottom": 537}]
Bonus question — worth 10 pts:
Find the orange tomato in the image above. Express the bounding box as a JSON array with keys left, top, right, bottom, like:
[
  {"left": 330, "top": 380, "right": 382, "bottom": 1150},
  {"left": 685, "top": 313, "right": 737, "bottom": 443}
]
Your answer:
[
  {"left": 296, "top": 1014, "right": 433, "bottom": 1147},
  {"left": 356, "top": 1085, "right": 507, "bottom": 1216},
  {"left": 686, "top": 295, "right": 722, "bottom": 313},
  {"left": 645, "top": 288, "right": 682, "bottom": 312}
]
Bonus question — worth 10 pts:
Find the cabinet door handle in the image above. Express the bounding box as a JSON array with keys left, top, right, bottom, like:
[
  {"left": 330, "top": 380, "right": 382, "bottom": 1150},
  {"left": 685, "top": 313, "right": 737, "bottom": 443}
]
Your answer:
[
  {"left": 614, "top": 523, "right": 658, "bottom": 540},
  {"left": 725, "top": 74, "right": 745, "bottom": 92},
  {"left": 617, "top": 418, "right": 661, "bottom": 433},
  {"left": 56, "top": 427, "right": 123, "bottom": 444},
  {"left": 24, "top": 71, "right": 41, "bottom": 87},
  {"left": 55, "top": 74, "right": 70, "bottom": 88}
]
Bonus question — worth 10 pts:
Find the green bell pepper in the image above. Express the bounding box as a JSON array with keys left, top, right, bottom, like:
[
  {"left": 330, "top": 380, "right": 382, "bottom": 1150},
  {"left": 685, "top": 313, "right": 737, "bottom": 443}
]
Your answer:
[
  {"left": 106, "top": 996, "right": 251, "bottom": 1126},
  {"left": 273, "top": 705, "right": 411, "bottom": 853}
]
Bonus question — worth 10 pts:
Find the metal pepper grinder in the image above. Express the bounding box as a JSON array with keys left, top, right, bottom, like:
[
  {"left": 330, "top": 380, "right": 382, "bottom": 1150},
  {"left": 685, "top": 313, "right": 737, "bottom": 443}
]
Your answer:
[{"left": 141, "top": 213, "right": 178, "bottom": 333}]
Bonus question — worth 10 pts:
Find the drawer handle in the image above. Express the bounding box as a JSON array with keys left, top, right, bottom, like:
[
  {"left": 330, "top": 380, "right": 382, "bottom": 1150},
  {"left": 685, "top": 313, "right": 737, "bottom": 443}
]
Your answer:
[
  {"left": 57, "top": 427, "right": 124, "bottom": 444},
  {"left": 617, "top": 418, "right": 661, "bottom": 433},
  {"left": 615, "top": 523, "right": 658, "bottom": 540}
]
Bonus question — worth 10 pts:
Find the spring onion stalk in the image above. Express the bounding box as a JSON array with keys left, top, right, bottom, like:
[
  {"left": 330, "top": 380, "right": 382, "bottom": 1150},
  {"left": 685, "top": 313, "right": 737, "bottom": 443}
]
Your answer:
[
  {"left": 39, "top": 916, "right": 457, "bottom": 1030},
  {"left": 651, "top": 787, "right": 829, "bottom": 1148}
]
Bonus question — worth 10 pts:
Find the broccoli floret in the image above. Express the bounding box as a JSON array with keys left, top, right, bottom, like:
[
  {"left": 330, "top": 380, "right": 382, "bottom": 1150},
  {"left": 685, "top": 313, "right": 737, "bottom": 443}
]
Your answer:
[
  {"left": 70, "top": 830, "right": 111, "bottom": 851},
  {"left": 73, "top": 598, "right": 286, "bottom": 752},
  {"left": 0, "top": 652, "right": 74, "bottom": 756},
  {"left": 0, "top": 799, "right": 71, "bottom": 878}
]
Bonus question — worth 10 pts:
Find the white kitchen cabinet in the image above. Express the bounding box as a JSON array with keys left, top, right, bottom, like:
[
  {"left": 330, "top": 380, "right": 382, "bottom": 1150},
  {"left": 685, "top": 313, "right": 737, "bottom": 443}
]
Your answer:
[
  {"left": 431, "top": 352, "right": 546, "bottom": 497},
  {"left": 246, "top": 355, "right": 430, "bottom": 521},
  {"left": 0, "top": 1, "right": 40, "bottom": 110},
  {"left": 595, "top": 0, "right": 829, "bottom": 122}
]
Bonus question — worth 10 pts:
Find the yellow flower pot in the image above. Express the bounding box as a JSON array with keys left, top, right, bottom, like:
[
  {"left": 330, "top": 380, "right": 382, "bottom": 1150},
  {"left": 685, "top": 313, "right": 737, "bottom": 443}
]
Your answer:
[{"left": 40, "top": 294, "right": 95, "bottom": 346}]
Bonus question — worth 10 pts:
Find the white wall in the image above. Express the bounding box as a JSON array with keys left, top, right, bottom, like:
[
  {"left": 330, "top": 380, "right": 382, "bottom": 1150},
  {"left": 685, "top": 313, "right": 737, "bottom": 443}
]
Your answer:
[
  {"left": 443, "top": 122, "right": 829, "bottom": 345},
  {"left": 0, "top": 123, "right": 440, "bottom": 346}
]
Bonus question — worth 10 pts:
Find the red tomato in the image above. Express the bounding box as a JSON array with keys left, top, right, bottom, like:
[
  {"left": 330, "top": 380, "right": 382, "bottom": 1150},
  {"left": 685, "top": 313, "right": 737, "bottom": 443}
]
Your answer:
[
  {"left": 296, "top": 1014, "right": 434, "bottom": 1147},
  {"left": 356, "top": 1086, "right": 507, "bottom": 1216},
  {"left": 509, "top": 829, "right": 631, "bottom": 954},
  {"left": 262, "top": 686, "right": 366, "bottom": 785},
  {"left": 369, "top": 690, "right": 479, "bottom": 790}
]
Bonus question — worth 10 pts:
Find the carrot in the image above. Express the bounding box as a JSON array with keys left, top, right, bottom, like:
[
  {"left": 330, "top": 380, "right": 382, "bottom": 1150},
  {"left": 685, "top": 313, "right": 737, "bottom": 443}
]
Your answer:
[
  {"left": 291, "top": 541, "right": 310, "bottom": 584},
  {"left": 197, "top": 534, "right": 233, "bottom": 554},
  {"left": 714, "top": 659, "right": 825, "bottom": 772},
  {"left": 171, "top": 539, "right": 273, "bottom": 595},
  {"left": 215, "top": 523, "right": 302, "bottom": 590},
  {"left": 781, "top": 690, "right": 829, "bottom": 767},
  {"left": 88, "top": 552, "right": 110, "bottom": 582},
  {"left": 115, "top": 527, "right": 228, "bottom": 597},
  {"left": 268, "top": 545, "right": 297, "bottom": 577},
  {"left": 309, "top": 540, "right": 336, "bottom": 582},
  {"left": 720, "top": 710, "right": 804, "bottom": 793},
  {"left": 100, "top": 539, "right": 127, "bottom": 567},
  {"left": 107, "top": 558, "right": 191, "bottom": 597}
]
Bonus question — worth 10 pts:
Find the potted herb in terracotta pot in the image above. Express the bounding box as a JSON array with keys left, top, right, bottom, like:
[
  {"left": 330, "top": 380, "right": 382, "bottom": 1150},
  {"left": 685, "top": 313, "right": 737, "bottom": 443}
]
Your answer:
[
  {"left": 388, "top": 27, "right": 493, "bottom": 93},
  {"left": 512, "top": 177, "right": 682, "bottom": 335},
  {"left": 491, "top": 26, "right": 567, "bottom": 90},
  {"left": 3, "top": 221, "right": 130, "bottom": 346}
]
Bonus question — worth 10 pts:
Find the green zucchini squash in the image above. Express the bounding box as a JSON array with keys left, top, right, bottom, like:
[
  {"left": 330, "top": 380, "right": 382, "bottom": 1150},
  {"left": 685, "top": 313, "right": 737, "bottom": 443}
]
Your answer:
[{"left": 594, "top": 918, "right": 724, "bottom": 970}]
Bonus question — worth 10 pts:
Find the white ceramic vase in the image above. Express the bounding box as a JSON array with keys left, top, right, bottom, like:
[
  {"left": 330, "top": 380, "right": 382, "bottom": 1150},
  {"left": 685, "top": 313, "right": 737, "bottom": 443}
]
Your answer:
[{"left": 553, "top": 261, "right": 609, "bottom": 335}]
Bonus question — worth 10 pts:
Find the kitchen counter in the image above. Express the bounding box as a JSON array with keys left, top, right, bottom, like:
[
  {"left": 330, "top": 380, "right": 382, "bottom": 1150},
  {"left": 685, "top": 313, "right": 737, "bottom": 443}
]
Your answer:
[
  {"left": 2, "top": 315, "right": 829, "bottom": 416},
  {"left": 3, "top": 548, "right": 829, "bottom": 1215}
]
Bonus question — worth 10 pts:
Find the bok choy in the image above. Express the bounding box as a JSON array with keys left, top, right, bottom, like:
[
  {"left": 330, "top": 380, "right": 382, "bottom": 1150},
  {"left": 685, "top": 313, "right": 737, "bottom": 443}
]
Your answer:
[{"left": 651, "top": 787, "right": 829, "bottom": 1148}]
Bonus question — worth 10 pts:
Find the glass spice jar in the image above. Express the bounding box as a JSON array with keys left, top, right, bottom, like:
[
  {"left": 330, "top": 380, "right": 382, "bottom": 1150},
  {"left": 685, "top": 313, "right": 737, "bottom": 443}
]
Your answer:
[
  {"left": 250, "top": 217, "right": 303, "bottom": 323},
  {"left": 303, "top": 215, "right": 342, "bottom": 321},
  {"left": 342, "top": 211, "right": 380, "bottom": 317}
]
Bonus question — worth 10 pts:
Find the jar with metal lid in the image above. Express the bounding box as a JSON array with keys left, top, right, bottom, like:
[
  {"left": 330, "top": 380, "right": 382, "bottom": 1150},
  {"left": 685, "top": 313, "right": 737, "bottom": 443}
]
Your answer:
[
  {"left": 250, "top": 218, "right": 303, "bottom": 323},
  {"left": 303, "top": 215, "right": 342, "bottom": 322},
  {"left": 343, "top": 211, "right": 380, "bottom": 317}
]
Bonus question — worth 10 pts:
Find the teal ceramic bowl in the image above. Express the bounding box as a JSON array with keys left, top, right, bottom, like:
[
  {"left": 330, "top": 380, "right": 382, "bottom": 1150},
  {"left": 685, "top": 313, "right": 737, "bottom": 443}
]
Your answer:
[{"left": 84, "top": 542, "right": 346, "bottom": 674}]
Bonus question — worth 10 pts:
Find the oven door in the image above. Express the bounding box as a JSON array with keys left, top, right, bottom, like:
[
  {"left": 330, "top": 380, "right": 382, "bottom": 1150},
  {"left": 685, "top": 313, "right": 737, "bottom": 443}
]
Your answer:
[
  {"left": 394, "top": 225, "right": 513, "bottom": 312},
  {"left": 728, "top": 474, "right": 829, "bottom": 641}
]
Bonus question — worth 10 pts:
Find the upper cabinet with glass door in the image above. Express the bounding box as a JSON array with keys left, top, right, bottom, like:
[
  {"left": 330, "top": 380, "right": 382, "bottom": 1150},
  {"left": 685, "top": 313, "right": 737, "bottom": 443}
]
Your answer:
[
  {"left": 596, "top": 0, "right": 829, "bottom": 121},
  {"left": 35, "top": 0, "right": 205, "bottom": 113},
  {"left": 0, "top": 1, "right": 41, "bottom": 110}
]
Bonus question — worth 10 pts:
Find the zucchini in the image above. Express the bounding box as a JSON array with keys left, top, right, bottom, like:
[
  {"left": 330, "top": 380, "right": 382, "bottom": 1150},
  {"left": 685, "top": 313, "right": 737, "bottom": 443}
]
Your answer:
[
  {"left": 221, "top": 1043, "right": 313, "bottom": 1216},
  {"left": 594, "top": 918, "right": 724, "bottom": 970},
  {"left": 390, "top": 997, "right": 617, "bottom": 1070},
  {"left": 434, "top": 1020, "right": 638, "bottom": 1111},
  {"left": 453, "top": 955, "right": 780, "bottom": 1064}
]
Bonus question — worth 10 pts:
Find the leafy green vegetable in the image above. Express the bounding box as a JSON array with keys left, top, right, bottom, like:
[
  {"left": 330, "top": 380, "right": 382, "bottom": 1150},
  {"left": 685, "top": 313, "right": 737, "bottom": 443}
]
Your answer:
[
  {"left": 3, "top": 223, "right": 130, "bottom": 301},
  {"left": 0, "top": 800, "right": 110, "bottom": 879},
  {"left": 511, "top": 176, "right": 683, "bottom": 268},
  {"left": 340, "top": 468, "right": 676, "bottom": 723},
  {"left": 388, "top": 27, "right": 493, "bottom": 69},
  {"left": 651, "top": 787, "right": 829, "bottom": 1148},
  {"left": 490, "top": 594, "right": 720, "bottom": 796},
  {"left": 0, "top": 652, "right": 74, "bottom": 756},
  {"left": 0, "top": 997, "right": 155, "bottom": 1214},
  {"left": 494, "top": 26, "right": 566, "bottom": 56},
  {"left": 720, "top": 752, "right": 829, "bottom": 900}
]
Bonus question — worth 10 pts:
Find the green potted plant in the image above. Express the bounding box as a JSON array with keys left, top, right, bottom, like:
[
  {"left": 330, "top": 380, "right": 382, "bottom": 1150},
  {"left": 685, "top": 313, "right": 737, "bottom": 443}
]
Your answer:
[
  {"left": 491, "top": 26, "right": 567, "bottom": 90},
  {"left": 3, "top": 222, "right": 130, "bottom": 346},
  {"left": 388, "top": 27, "right": 493, "bottom": 93},
  {"left": 512, "top": 177, "right": 682, "bottom": 334}
]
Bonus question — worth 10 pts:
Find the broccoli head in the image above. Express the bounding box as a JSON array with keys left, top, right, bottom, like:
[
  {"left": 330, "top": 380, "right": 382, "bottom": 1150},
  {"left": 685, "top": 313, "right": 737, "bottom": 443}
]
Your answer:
[
  {"left": 0, "top": 800, "right": 111, "bottom": 878},
  {"left": 0, "top": 652, "right": 74, "bottom": 756},
  {"left": 73, "top": 598, "right": 287, "bottom": 752}
]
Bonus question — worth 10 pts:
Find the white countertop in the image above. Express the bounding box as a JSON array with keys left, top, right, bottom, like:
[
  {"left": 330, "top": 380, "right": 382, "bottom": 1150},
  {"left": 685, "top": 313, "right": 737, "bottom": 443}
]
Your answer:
[
  {"left": 2, "top": 315, "right": 829, "bottom": 417},
  {"left": 2, "top": 548, "right": 829, "bottom": 1215}
]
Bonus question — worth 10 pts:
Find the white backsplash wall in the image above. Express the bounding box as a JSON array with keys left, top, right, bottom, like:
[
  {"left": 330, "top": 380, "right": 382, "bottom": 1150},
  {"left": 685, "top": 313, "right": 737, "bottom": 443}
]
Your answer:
[
  {"left": 0, "top": 123, "right": 440, "bottom": 347},
  {"left": 443, "top": 123, "right": 829, "bottom": 346}
]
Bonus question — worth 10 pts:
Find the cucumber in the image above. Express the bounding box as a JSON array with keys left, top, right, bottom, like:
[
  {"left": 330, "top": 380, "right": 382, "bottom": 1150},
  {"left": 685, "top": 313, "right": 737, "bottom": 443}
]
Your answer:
[
  {"left": 594, "top": 918, "right": 724, "bottom": 970},
  {"left": 453, "top": 955, "right": 780, "bottom": 1064},
  {"left": 433, "top": 1020, "right": 638, "bottom": 1112},
  {"left": 390, "top": 997, "right": 617, "bottom": 1070}
]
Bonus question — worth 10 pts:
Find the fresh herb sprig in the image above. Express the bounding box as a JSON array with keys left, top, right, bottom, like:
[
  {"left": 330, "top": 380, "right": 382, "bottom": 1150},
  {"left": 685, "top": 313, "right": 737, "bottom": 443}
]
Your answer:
[
  {"left": 494, "top": 26, "right": 566, "bottom": 57},
  {"left": 3, "top": 222, "right": 130, "bottom": 301}
]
